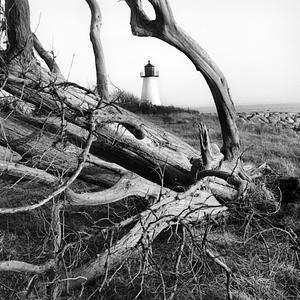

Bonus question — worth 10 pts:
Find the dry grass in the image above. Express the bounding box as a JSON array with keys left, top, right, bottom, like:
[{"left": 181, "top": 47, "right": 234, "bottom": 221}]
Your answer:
[
  {"left": 0, "top": 111, "right": 299, "bottom": 299},
  {"left": 145, "top": 112, "right": 300, "bottom": 176},
  {"left": 139, "top": 111, "right": 300, "bottom": 299}
]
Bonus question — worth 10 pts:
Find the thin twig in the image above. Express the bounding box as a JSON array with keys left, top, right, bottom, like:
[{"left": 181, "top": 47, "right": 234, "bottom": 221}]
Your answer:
[
  {"left": 168, "top": 226, "right": 186, "bottom": 300},
  {"left": 205, "top": 248, "right": 233, "bottom": 300}
]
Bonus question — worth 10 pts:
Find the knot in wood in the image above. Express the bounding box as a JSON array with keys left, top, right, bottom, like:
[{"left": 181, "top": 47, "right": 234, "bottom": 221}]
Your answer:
[{"left": 190, "top": 157, "right": 204, "bottom": 182}]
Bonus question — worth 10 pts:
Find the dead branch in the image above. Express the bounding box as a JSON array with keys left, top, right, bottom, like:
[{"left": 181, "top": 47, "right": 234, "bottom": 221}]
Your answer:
[
  {"left": 62, "top": 187, "right": 226, "bottom": 292},
  {"left": 0, "top": 160, "right": 57, "bottom": 184},
  {"left": 189, "top": 122, "right": 249, "bottom": 201},
  {"left": 197, "top": 122, "right": 223, "bottom": 170},
  {"left": 0, "top": 259, "right": 55, "bottom": 274},
  {"left": 50, "top": 199, "right": 63, "bottom": 299},
  {"left": 0, "top": 104, "right": 197, "bottom": 187},
  {"left": 85, "top": 0, "right": 109, "bottom": 102},
  {"left": 32, "top": 33, "right": 64, "bottom": 81},
  {"left": 206, "top": 248, "right": 233, "bottom": 300},
  {"left": 0, "top": 110, "right": 96, "bottom": 214},
  {"left": 67, "top": 172, "right": 162, "bottom": 206},
  {"left": 124, "top": 0, "right": 240, "bottom": 160},
  {"left": 168, "top": 226, "right": 186, "bottom": 300},
  {"left": 0, "top": 159, "right": 162, "bottom": 207}
]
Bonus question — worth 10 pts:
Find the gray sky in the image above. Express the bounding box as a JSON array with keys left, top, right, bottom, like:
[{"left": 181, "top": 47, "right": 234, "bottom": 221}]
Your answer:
[{"left": 29, "top": 0, "right": 300, "bottom": 107}]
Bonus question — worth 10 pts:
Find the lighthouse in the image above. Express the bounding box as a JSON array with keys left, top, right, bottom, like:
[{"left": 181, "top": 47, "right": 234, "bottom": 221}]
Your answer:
[{"left": 140, "top": 60, "right": 161, "bottom": 105}]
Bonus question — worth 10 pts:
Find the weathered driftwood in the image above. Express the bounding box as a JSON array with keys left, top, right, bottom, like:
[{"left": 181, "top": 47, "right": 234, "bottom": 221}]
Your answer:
[
  {"left": 0, "top": 0, "right": 242, "bottom": 187},
  {"left": 63, "top": 188, "right": 226, "bottom": 292},
  {"left": 0, "top": 101, "right": 198, "bottom": 187},
  {"left": 0, "top": 0, "right": 250, "bottom": 297}
]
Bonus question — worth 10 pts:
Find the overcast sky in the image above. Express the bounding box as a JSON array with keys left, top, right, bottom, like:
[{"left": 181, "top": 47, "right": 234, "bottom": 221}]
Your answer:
[{"left": 29, "top": 0, "right": 300, "bottom": 107}]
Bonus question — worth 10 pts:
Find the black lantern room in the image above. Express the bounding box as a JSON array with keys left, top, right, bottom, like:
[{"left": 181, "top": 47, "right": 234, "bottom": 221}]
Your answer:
[{"left": 140, "top": 60, "right": 159, "bottom": 77}]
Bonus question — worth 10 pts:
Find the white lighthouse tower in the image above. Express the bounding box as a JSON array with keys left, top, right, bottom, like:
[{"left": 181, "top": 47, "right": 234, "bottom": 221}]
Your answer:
[{"left": 140, "top": 60, "right": 161, "bottom": 105}]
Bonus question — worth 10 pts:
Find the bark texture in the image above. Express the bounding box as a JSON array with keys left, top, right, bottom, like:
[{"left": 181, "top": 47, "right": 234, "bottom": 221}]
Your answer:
[{"left": 4, "top": 0, "right": 33, "bottom": 62}]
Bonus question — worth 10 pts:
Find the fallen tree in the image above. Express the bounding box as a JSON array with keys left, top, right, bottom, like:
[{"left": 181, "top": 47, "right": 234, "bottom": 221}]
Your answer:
[{"left": 0, "top": 0, "right": 263, "bottom": 298}]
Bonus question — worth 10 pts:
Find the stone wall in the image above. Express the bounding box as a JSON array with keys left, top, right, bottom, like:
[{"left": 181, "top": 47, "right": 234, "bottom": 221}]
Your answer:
[{"left": 238, "top": 112, "right": 300, "bottom": 132}]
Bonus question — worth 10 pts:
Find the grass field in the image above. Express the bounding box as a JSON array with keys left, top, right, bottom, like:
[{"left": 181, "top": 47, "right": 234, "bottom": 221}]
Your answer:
[
  {"left": 0, "top": 109, "right": 299, "bottom": 299},
  {"left": 142, "top": 111, "right": 300, "bottom": 176},
  {"left": 142, "top": 111, "right": 300, "bottom": 299}
]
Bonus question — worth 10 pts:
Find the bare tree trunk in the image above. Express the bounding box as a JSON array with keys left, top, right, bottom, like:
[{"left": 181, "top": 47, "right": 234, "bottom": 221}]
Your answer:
[
  {"left": 4, "top": 0, "right": 33, "bottom": 62},
  {"left": 0, "top": 96, "right": 199, "bottom": 187}
]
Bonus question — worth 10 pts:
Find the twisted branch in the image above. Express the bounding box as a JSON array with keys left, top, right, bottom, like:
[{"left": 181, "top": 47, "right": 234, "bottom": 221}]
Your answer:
[
  {"left": 124, "top": 0, "right": 240, "bottom": 160},
  {"left": 85, "top": 0, "right": 109, "bottom": 102},
  {"left": 32, "top": 33, "right": 64, "bottom": 81}
]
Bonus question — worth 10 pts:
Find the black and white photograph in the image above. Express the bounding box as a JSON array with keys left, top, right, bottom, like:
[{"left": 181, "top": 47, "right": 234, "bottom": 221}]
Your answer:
[{"left": 0, "top": 0, "right": 299, "bottom": 299}]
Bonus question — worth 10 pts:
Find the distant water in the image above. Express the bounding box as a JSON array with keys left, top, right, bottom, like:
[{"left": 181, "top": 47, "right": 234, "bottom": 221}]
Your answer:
[{"left": 196, "top": 103, "right": 300, "bottom": 113}]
